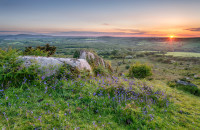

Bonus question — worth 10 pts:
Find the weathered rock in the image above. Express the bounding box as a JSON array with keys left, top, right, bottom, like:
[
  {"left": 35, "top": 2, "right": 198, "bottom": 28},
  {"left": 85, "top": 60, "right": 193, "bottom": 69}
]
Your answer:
[
  {"left": 125, "top": 55, "right": 133, "bottom": 59},
  {"left": 79, "top": 50, "right": 95, "bottom": 60},
  {"left": 176, "top": 80, "right": 197, "bottom": 88},
  {"left": 19, "top": 56, "right": 91, "bottom": 77},
  {"left": 194, "top": 75, "right": 200, "bottom": 78},
  {"left": 79, "top": 50, "right": 113, "bottom": 72}
]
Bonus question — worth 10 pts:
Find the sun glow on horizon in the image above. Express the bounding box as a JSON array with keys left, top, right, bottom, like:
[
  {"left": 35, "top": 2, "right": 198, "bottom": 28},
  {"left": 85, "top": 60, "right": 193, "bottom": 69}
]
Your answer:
[{"left": 170, "top": 35, "right": 175, "bottom": 38}]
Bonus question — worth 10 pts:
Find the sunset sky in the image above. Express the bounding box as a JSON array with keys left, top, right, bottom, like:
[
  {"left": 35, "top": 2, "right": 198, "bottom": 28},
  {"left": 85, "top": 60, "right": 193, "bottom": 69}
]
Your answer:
[{"left": 0, "top": 0, "right": 200, "bottom": 37}]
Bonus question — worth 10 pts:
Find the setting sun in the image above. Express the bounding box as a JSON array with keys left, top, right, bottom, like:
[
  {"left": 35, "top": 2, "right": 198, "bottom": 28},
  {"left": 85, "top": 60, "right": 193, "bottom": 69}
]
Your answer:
[{"left": 170, "top": 35, "right": 175, "bottom": 38}]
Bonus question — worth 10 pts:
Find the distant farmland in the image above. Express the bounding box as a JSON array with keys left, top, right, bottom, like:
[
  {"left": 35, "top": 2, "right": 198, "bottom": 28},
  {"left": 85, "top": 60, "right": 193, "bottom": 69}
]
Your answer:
[{"left": 165, "top": 52, "right": 200, "bottom": 57}]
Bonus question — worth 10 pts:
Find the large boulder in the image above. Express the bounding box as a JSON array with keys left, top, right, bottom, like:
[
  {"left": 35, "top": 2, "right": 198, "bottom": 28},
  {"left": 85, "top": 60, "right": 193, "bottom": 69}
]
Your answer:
[{"left": 19, "top": 56, "right": 91, "bottom": 77}]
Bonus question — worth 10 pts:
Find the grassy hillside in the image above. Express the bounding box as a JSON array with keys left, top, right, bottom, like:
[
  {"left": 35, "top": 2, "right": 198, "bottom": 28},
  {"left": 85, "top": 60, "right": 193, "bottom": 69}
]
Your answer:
[
  {"left": 0, "top": 48, "right": 200, "bottom": 129},
  {"left": 1, "top": 76, "right": 200, "bottom": 129}
]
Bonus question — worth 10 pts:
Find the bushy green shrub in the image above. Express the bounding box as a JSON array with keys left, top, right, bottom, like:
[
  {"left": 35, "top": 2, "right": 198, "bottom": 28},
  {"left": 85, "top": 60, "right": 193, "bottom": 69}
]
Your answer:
[
  {"left": 57, "top": 63, "right": 80, "bottom": 79},
  {"left": 93, "top": 65, "right": 108, "bottom": 76},
  {"left": 0, "top": 48, "right": 40, "bottom": 88},
  {"left": 24, "top": 44, "right": 56, "bottom": 56},
  {"left": 24, "top": 48, "right": 48, "bottom": 56},
  {"left": 128, "top": 62, "right": 152, "bottom": 79}
]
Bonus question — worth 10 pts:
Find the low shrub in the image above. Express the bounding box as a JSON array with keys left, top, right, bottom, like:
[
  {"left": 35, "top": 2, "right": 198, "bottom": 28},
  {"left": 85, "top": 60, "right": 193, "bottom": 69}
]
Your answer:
[
  {"left": 128, "top": 62, "right": 152, "bottom": 79},
  {"left": 23, "top": 48, "right": 48, "bottom": 56},
  {"left": 0, "top": 48, "right": 40, "bottom": 88},
  {"left": 57, "top": 63, "right": 80, "bottom": 79},
  {"left": 93, "top": 65, "right": 108, "bottom": 76},
  {"left": 24, "top": 44, "right": 56, "bottom": 56}
]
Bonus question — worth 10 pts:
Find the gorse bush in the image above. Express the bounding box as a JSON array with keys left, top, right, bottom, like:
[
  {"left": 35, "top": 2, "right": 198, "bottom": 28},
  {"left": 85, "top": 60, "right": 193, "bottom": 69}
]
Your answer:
[
  {"left": 0, "top": 48, "right": 40, "bottom": 88},
  {"left": 128, "top": 62, "right": 152, "bottom": 79}
]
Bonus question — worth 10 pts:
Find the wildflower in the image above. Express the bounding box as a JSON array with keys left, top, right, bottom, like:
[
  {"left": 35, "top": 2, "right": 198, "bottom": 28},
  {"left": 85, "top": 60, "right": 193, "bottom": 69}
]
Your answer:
[
  {"left": 41, "top": 76, "right": 45, "bottom": 80},
  {"left": 149, "top": 114, "right": 154, "bottom": 121},
  {"left": 93, "top": 121, "right": 95, "bottom": 125},
  {"left": 112, "top": 97, "right": 115, "bottom": 101}
]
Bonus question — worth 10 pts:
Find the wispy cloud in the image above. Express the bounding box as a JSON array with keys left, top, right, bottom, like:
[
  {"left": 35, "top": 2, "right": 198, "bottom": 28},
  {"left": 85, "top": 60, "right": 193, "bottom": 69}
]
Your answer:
[
  {"left": 102, "top": 23, "right": 110, "bottom": 26},
  {"left": 0, "top": 30, "right": 148, "bottom": 36},
  {"left": 185, "top": 27, "right": 200, "bottom": 31},
  {"left": 115, "top": 28, "right": 148, "bottom": 34},
  {"left": 0, "top": 29, "right": 169, "bottom": 37},
  {"left": 52, "top": 31, "right": 147, "bottom": 36}
]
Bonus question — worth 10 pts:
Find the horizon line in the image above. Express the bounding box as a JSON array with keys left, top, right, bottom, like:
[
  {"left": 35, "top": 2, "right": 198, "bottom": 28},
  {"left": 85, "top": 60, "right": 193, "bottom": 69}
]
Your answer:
[{"left": 0, "top": 33, "right": 200, "bottom": 38}]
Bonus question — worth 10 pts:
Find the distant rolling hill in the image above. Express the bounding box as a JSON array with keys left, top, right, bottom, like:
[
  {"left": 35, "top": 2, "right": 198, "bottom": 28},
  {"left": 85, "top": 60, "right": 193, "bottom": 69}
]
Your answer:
[{"left": 0, "top": 34, "right": 54, "bottom": 40}]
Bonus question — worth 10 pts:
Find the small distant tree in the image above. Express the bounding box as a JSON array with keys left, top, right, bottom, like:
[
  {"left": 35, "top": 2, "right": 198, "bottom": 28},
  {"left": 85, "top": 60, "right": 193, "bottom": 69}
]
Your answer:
[
  {"left": 73, "top": 50, "right": 80, "bottom": 58},
  {"left": 125, "top": 64, "right": 130, "bottom": 70},
  {"left": 111, "top": 50, "right": 119, "bottom": 56},
  {"left": 36, "top": 44, "right": 56, "bottom": 56}
]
